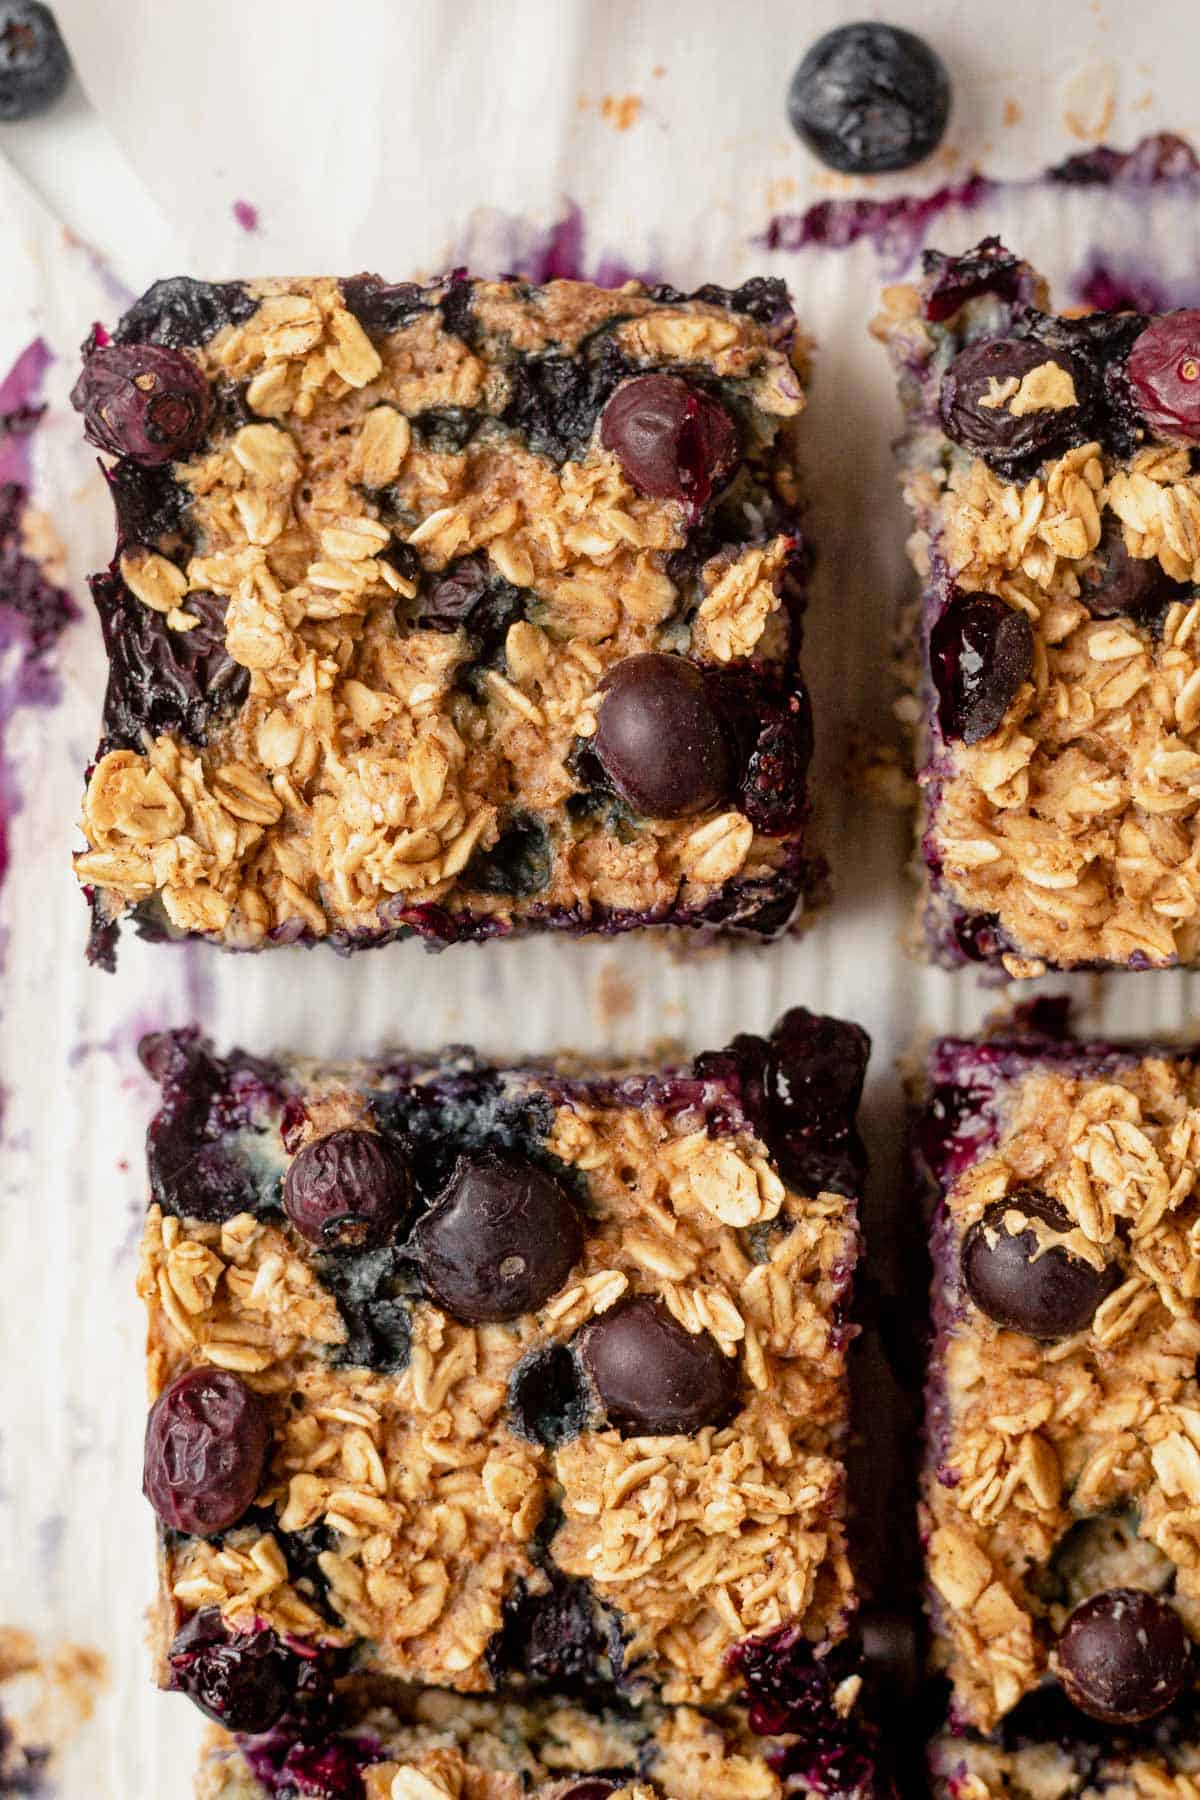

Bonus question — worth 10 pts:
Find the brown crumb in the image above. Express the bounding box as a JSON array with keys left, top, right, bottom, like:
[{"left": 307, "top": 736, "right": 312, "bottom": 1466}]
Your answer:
[
  {"left": 594, "top": 959, "right": 635, "bottom": 1026},
  {"left": 600, "top": 94, "right": 643, "bottom": 131},
  {"left": 1002, "top": 98, "right": 1022, "bottom": 127}
]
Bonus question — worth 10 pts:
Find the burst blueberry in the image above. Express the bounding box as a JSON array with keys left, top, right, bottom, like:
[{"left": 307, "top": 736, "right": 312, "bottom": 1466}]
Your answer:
[
  {"left": 930, "top": 591, "right": 1033, "bottom": 745},
  {"left": 600, "top": 374, "right": 736, "bottom": 507}
]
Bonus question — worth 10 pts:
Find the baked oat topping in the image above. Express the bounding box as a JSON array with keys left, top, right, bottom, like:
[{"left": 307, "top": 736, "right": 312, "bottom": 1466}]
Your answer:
[
  {"left": 919, "top": 1040, "right": 1200, "bottom": 1736},
  {"left": 140, "top": 1023, "right": 864, "bottom": 1718},
  {"left": 74, "top": 272, "right": 819, "bottom": 960},
  {"left": 877, "top": 242, "right": 1200, "bottom": 973}
]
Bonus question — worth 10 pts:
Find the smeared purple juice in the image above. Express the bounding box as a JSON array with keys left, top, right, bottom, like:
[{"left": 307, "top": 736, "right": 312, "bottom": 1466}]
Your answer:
[{"left": 0, "top": 340, "right": 78, "bottom": 894}]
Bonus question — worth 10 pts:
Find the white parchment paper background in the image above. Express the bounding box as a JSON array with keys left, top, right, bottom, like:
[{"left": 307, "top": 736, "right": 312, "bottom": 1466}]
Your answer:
[{"left": 3, "top": 1, "right": 1200, "bottom": 1791}]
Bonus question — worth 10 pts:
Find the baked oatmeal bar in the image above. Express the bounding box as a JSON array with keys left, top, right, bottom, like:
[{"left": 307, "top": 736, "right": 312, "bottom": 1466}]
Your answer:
[
  {"left": 195, "top": 1685, "right": 782, "bottom": 1800},
  {"left": 877, "top": 239, "right": 1200, "bottom": 975},
  {"left": 136, "top": 1009, "right": 872, "bottom": 1785},
  {"left": 913, "top": 1013, "right": 1200, "bottom": 1785},
  {"left": 929, "top": 1710, "right": 1200, "bottom": 1797},
  {"left": 71, "top": 270, "right": 819, "bottom": 966}
]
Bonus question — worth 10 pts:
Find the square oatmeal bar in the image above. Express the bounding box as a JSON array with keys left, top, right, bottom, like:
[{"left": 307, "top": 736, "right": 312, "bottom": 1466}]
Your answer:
[
  {"left": 877, "top": 239, "right": 1200, "bottom": 976},
  {"left": 72, "top": 270, "right": 818, "bottom": 965},
  {"left": 137, "top": 1010, "right": 871, "bottom": 1785},
  {"left": 913, "top": 1013, "right": 1200, "bottom": 1784}
]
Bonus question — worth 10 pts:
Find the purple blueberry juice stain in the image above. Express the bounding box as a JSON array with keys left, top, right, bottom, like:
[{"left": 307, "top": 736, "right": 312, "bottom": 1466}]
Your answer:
[
  {"left": 232, "top": 199, "right": 260, "bottom": 234},
  {"left": 455, "top": 200, "right": 658, "bottom": 287},
  {"left": 0, "top": 341, "right": 78, "bottom": 932},
  {"left": 761, "top": 131, "right": 1200, "bottom": 280}
]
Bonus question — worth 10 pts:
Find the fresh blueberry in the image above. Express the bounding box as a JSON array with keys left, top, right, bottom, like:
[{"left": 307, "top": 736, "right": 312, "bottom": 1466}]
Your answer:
[
  {"left": 930, "top": 591, "right": 1033, "bottom": 745},
  {"left": 600, "top": 374, "right": 736, "bottom": 509},
  {"left": 0, "top": 4, "right": 69, "bottom": 123},
  {"left": 1056, "top": 1588, "right": 1190, "bottom": 1724},
  {"left": 412, "top": 1152, "right": 584, "bottom": 1324},
  {"left": 787, "top": 23, "right": 950, "bottom": 174},
  {"left": 961, "top": 1192, "right": 1118, "bottom": 1340},
  {"left": 143, "top": 1366, "right": 270, "bottom": 1537},
  {"left": 1128, "top": 311, "right": 1200, "bottom": 445},
  {"left": 940, "top": 338, "right": 1081, "bottom": 466},
  {"left": 71, "top": 343, "right": 210, "bottom": 467},
  {"left": 579, "top": 1295, "right": 738, "bottom": 1436},
  {"left": 593, "top": 654, "right": 733, "bottom": 819},
  {"left": 167, "top": 1610, "right": 330, "bottom": 1733},
  {"left": 283, "top": 1129, "right": 415, "bottom": 1250}
]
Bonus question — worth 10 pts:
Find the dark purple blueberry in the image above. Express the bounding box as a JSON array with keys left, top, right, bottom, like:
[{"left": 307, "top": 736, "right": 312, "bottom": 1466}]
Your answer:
[
  {"left": 412, "top": 1153, "right": 584, "bottom": 1324},
  {"left": 143, "top": 1367, "right": 270, "bottom": 1536},
  {"left": 1057, "top": 1589, "right": 1191, "bottom": 1724},
  {"left": 593, "top": 654, "right": 733, "bottom": 819},
  {"left": 1080, "top": 514, "right": 1183, "bottom": 619},
  {"left": 961, "top": 1191, "right": 1118, "bottom": 1340},
  {"left": 553, "top": 1782, "right": 618, "bottom": 1800},
  {"left": 600, "top": 374, "right": 736, "bottom": 507},
  {"left": 113, "top": 277, "right": 257, "bottom": 351},
  {"left": 487, "top": 1568, "right": 610, "bottom": 1689},
  {"left": 340, "top": 273, "right": 429, "bottom": 335},
  {"left": 463, "top": 813, "right": 552, "bottom": 898},
  {"left": 940, "top": 337, "right": 1081, "bottom": 465},
  {"left": 507, "top": 1342, "right": 590, "bottom": 1448},
  {"left": 740, "top": 699, "right": 814, "bottom": 835},
  {"left": 1129, "top": 311, "right": 1200, "bottom": 445},
  {"left": 501, "top": 334, "right": 636, "bottom": 465},
  {"left": 273, "top": 1737, "right": 367, "bottom": 1798},
  {"left": 761, "top": 1007, "right": 869, "bottom": 1197},
  {"left": 283, "top": 1129, "right": 415, "bottom": 1250},
  {"left": 930, "top": 591, "right": 1033, "bottom": 745},
  {"left": 0, "top": 3, "right": 69, "bottom": 122},
  {"left": 580, "top": 1295, "right": 738, "bottom": 1435},
  {"left": 71, "top": 343, "right": 210, "bottom": 467},
  {"left": 94, "top": 577, "right": 250, "bottom": 754},
  {"left": 786, "top": 23, "right": 950, "bottom": 174},
  {"left": 144, "top": 1032, "right": 269, "bottom": 1224},
  {"left": 167, "top": 1610, "right": 327, "bottom": 1733}
]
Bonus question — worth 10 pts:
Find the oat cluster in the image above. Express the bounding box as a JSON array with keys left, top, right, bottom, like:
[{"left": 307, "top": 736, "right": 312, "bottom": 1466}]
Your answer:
[
  {"left": 141, "top": 1070, "right": 856, "bottom": 1705},
  {"left": 77, "top": 277, "right": 807, "bottom": 947},
  {"left": 924, "top": 1055, "right": 1200, "bottom": 1733}
]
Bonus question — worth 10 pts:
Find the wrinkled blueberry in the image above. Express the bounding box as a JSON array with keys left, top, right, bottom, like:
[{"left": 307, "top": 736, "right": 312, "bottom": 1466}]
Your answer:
[
  {"left": 167, "top": 1610, "right": 327, "bottom": 1733},
  {"left": 1080, "top": 513, "right": 1183, "bottom": 620},
  {"left": 143, "top": 1367, "right": 270, "bottom": 1536},
  {"left": 600, "top": 375, "right": 736, "bottom": 508},
  {"left": 786, "top": 23, "right": 950, "bottom": 174},
  {"left": 930, "top": 591, "right": 1033, "bottom": 745},
  {"left": 284, "top": 1129, "right": 415, "bottom": 1250},
  {"left": 71, "top": 343, "right": 210, "bottom": 467},
  {"left": 740, "top": 700, "right": 813, "bottom": 835},
  {"left": 412, "top": 1153, "right": 584, "bottom": 1323},
  {"left": 340, "top": 272, "right": 428, "bottom": 335},
  {"left": 487, "top": 1569, "right": 609, "bottom": 1690},
  {"left": 1128, "top": 311, "right": 1200, "bottom": 445},
  {"left": 418, "top": 553, "right": 526, "bottom": 662},
  {"left": 508, "top": 1343, "right": 590, "bottom": 1448},
  {"left": 580, "top": 1295, "right": 738, "bottom": 1435},
  {"left": 114, "top": 277, "right": 257, "bottom": 351},
  {"left": 145, "top": 1034, "right": 264, "bottom": 1223},
  {"left": 1057, "top": 1588, "right": 1190, "bottom": 1724},
  {"left": 940, "top": 338, "right": 1081, "bottom": 465},
  {"left": 94, "top": 577, "right": 250, "bottom": 754},
  {"left": 593, "top": 654, "right": 732, "bottom": 819},
  {"left": 0, "top": 3, "right": 69, "bottom": 122},
  {"left": 962, "top": 1191, "right": 1118, "bottom": 1339}
]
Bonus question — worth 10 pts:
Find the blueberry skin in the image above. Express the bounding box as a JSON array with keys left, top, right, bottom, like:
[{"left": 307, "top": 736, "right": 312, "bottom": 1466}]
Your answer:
[
  {"left": 0, "top": 3, "right": 70, "bottom": 123},
  {"left": 787, "top": 23, "right": 950, "bottom": 175}
]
